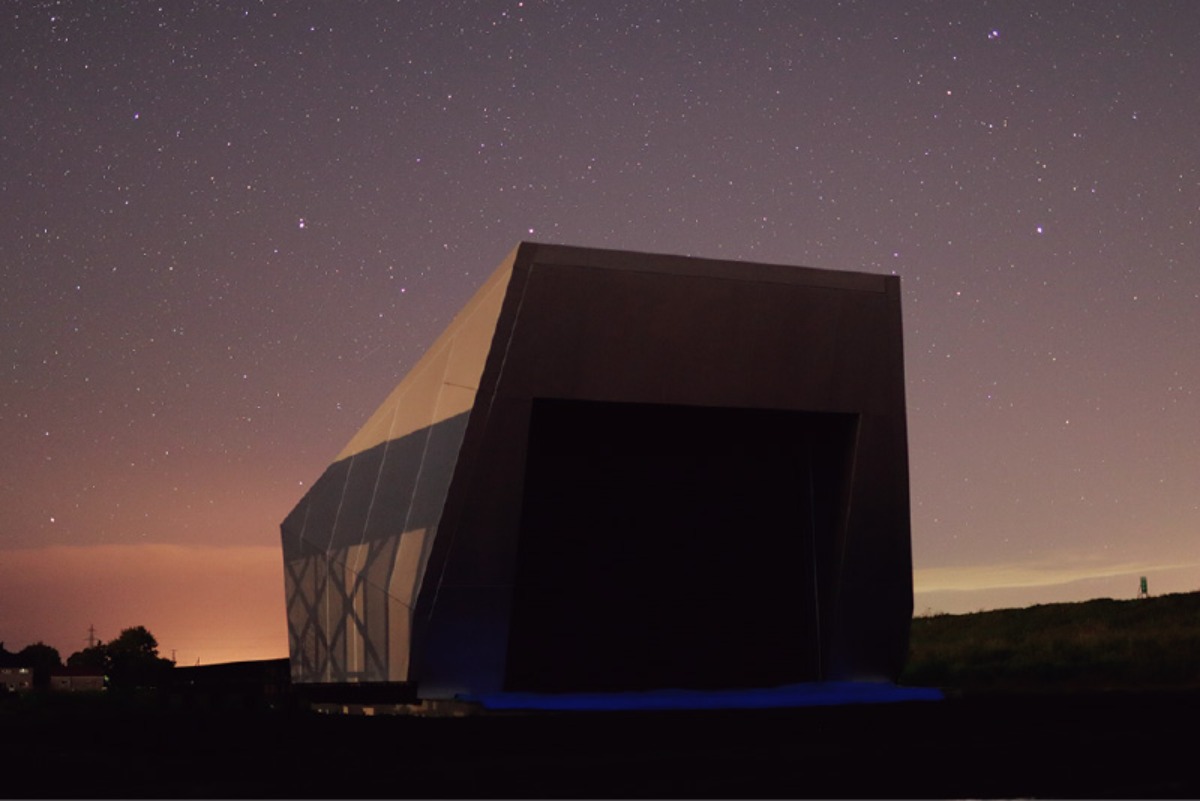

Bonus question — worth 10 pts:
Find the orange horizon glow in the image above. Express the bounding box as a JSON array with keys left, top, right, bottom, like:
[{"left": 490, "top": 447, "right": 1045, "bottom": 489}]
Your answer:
[
  {"left": 913, "top": 558, "right": 1200, "bottom": 615},
  {"left": 0, "top": 544, "right": 287, "bottom": 667},
  {"left": 4, "top": 542, "right": 1199, "bottom": 670}
]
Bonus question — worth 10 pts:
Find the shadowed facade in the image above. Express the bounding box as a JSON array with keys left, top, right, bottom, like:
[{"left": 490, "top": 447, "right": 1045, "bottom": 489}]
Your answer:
[{"left": 281, "top": 242, "right": 912, "bottom": 699}]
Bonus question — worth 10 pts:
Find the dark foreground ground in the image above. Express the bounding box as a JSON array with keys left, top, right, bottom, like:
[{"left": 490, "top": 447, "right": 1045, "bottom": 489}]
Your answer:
[{"left": 4, "top": 689, "right": 1199, "bottom": 798}]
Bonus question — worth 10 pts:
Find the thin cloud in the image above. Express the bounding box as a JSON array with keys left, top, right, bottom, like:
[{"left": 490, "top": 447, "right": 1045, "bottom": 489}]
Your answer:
[{"left": 915, "top": 556, "right": 1200, "bottom": 593}]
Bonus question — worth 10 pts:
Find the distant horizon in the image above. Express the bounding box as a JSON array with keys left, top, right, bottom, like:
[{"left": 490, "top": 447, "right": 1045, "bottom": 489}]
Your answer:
[
  {"left": 3, "top": 540, "right": 1195, "bottom": 667},
  {"left": 914, "top": 560, "right": 1199, "bottom": 616},
  {"left": 0, "top": 544, "right": 286, "bottom": 668}
]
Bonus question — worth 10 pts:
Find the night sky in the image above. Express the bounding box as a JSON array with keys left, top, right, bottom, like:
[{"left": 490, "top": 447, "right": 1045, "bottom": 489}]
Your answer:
[{"left": 3, "top": 1, "right": 1198, "bottom": 665}]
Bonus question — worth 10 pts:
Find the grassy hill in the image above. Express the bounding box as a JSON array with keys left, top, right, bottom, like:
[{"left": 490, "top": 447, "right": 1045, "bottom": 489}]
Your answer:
[
  {"left": 902, "top": 590, "right": 1200, "bottom": 693},
  {"left": 4, "top": 595, "right": 1200, "bottom": 796}
]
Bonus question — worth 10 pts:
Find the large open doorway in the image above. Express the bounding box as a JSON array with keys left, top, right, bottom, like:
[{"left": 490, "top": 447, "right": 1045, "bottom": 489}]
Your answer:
[{"left": 504, "top": 398, "right": 857, "bottom": 693}]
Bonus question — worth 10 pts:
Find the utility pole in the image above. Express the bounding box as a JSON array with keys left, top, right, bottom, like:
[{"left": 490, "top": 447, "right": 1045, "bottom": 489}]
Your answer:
[{"left": 87, "top": 624, "right": 97, "bottom": 648}]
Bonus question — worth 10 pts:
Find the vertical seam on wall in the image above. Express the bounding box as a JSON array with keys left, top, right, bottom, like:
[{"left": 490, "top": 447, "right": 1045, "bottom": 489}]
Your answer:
[
  {"left": 807, "top": 437, "right": 823, "bottom": 681},
  {"left": 426, "top": 262, "right": 534, "bottom": 619}
]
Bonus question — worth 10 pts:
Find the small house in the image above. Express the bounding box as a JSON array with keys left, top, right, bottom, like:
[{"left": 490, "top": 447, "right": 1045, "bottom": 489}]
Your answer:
[
  {"left": 50, "top": 666, "right": 106, "bottom": 692},
  {"left": 0, "top": 666, "right": 34, "bottom": 693}
]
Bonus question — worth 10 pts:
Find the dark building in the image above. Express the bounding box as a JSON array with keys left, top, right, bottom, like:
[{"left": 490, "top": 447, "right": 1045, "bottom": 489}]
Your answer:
[{"left": 282, "top": 242, "right": 912, "bottom": 699}]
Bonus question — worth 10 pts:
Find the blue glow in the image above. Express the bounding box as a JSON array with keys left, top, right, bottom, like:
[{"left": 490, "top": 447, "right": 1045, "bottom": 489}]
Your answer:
[{"left": 460, "top": 681, "right": 943, "bottom": 712}]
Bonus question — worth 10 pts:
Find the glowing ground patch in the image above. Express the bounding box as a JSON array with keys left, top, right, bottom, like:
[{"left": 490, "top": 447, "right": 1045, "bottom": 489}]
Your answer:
[{"left": 460, "top": 681, "right": 943, "bottom": 712}]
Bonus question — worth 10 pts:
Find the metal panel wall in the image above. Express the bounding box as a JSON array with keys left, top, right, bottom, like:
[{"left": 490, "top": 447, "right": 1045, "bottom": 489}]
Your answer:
[
  {"left": 411, "top": 244, "right": 911, "bottom": 696},
  {"left": 281, "top": 249, "right": 515, "bottom": 683},
  {"left": 283, "top": 242, "right": 912, "bottom": 698}
]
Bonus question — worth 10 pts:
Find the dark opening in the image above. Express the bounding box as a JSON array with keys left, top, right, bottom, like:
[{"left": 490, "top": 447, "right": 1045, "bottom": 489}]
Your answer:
[{"left": 505, "top": 398, "right": 856, "bottom": 693}]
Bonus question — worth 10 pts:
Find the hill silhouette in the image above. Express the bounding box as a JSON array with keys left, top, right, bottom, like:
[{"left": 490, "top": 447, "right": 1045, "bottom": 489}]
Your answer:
[
  {"left": 904, "top": 590, "right": 1200, "bottom": 693},
  {"left": 5, "top": 592, "right": 1200, "bottom": 797}
]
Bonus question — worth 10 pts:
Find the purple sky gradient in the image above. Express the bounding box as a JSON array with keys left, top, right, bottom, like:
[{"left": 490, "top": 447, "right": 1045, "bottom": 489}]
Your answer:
[{"left": 3, "top": 1, "right": 1198, "bottom": 660}]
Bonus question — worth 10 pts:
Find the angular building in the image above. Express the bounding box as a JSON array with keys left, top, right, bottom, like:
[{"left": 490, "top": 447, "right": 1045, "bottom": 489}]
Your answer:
[{"left": 281, "top": 242, "right": 912, "bottom": 699}]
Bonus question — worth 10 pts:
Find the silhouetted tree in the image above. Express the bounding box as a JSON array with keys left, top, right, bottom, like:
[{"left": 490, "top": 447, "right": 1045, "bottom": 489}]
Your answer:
[
  {"left": 65, "top": 626, "right": 174, "bottom": 689},
  {"left": 16, "top": 643, "right": 62, "bottom": 688},
  {"left": 106, "top": 626, "right": 174, "bottom": 689},
  {"left": 67, "top": 643, "right": 108, "bottom": 671}
]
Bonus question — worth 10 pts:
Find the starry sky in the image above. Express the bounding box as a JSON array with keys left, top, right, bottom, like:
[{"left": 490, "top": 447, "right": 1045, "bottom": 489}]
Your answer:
[{"left": 3, "top": 0, "right": 1198, "bottom": 665}]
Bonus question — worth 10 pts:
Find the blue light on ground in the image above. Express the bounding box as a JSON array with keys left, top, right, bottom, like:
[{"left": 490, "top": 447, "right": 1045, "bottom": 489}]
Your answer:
[{"left": 460, "top": 682, "right": 943, "bottom": 712}]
